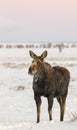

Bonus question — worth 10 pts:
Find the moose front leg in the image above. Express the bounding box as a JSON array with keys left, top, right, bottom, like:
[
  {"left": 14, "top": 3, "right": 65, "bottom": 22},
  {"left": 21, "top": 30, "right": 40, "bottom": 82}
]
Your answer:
[
  {"left": 47, "top": 95, "right": 53, "bottom": 121},
  {"left": 34, "top": 95, "right": 41, "bottom": 123}
]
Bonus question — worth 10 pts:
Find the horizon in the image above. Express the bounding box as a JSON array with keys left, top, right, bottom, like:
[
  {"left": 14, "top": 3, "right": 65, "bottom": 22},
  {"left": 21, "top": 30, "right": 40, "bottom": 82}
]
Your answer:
[{"left": 0, "top": 42, "right": 77, "bottom": 44}]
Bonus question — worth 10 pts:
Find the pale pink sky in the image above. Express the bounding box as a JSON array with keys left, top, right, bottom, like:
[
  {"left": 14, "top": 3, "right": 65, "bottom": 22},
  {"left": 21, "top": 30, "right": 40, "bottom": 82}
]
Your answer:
[{"left": 0, "top": 0, "right": 77, "bottom": 42}]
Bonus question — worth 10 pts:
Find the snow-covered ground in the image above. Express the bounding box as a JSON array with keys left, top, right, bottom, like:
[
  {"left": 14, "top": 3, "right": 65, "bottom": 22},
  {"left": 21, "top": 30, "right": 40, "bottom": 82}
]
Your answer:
[{"left": 0, "top": 48, "right": 77, "bottom": 130}]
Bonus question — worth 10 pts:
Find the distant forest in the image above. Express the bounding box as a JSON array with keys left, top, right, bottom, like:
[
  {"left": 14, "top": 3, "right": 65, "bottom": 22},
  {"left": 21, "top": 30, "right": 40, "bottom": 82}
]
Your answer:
[{"left": 0, "top": 43, "right": 77, "bottom": 52}]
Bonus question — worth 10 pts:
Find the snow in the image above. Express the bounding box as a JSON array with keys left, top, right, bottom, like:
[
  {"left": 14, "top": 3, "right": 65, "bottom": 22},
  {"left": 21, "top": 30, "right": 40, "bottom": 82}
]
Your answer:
[{"left": 0, "top": 47, "right": 77, "bottom": 130}]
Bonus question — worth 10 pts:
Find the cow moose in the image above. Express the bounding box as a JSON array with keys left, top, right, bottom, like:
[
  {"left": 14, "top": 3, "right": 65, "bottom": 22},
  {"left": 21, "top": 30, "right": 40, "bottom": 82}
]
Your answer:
[{"left": 28, "top": 50, "right": 70, "bottom": 123}]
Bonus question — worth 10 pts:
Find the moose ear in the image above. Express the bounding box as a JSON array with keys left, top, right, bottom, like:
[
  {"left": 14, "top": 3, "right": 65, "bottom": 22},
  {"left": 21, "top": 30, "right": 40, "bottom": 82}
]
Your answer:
[
  {"left": 41, "top": 50, "right": 47, "bottom": 59},
  {"left": 29, "top": 50, "right": 37, "bottom": 59}
]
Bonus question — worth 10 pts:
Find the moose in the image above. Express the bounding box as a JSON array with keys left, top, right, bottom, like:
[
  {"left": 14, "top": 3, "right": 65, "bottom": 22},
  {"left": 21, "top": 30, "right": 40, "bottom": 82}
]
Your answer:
[{"left": 28, "top": 50, "right": 70, "bottom": 123}]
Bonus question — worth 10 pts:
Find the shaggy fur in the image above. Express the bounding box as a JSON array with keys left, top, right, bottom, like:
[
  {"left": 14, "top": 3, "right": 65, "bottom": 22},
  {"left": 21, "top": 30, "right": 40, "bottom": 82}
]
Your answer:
[{"left": 28, "top": 50, "right": 70, "bottom": 123}]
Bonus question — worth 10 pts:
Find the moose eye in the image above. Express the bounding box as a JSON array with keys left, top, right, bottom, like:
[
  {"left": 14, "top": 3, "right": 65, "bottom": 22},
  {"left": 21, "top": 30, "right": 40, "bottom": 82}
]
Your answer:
[{"left": 32, "top": 60, "right": 34, "bottom": 63}]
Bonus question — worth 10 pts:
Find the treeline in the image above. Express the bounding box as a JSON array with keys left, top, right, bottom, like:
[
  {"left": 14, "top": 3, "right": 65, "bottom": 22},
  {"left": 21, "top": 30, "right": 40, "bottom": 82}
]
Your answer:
[{"left": 0, "top": 43, "right": 77, "bottom": 50}]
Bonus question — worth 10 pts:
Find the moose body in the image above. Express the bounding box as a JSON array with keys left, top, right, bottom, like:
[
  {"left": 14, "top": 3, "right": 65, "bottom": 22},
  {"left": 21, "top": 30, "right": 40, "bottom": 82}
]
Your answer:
[{"left": 28, "top": 50, "right": 70, "bottom": 123}]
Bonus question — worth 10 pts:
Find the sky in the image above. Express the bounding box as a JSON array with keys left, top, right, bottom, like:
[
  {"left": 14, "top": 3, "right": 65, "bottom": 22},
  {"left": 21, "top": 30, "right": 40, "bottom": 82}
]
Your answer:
[{"left": 0, "top": 0, "right": 77, "bottom": 43}]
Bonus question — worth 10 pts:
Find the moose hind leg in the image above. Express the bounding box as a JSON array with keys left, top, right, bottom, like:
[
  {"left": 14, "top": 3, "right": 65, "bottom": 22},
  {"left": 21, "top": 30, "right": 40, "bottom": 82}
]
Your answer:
[
  {"left": 47, "top": 96, "right": 53, "bottom": 121},
  {"left": 57, "top": 96, "right": 66, "bottom": 121},
  {"left": 34, "top": 96, "right": 41, "bottom": 123}
]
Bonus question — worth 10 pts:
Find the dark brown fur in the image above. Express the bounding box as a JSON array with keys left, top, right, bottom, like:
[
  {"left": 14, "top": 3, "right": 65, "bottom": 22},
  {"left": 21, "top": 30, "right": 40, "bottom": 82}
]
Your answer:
[{"left": 28, "top": 50, "right": 70, "bottom": 123}]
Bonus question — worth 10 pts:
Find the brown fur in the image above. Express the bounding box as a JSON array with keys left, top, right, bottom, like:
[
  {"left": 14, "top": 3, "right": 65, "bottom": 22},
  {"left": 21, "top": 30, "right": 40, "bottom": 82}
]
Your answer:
[{"left": 28, "top": 50, "right": 70, "bottom": 123}]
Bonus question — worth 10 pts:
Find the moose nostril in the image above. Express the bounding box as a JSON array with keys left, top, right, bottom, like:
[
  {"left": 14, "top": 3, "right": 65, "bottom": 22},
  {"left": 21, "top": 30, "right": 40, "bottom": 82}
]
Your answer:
[{"left": 28, "top": 67, "right": 32, "bottom": 74}]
